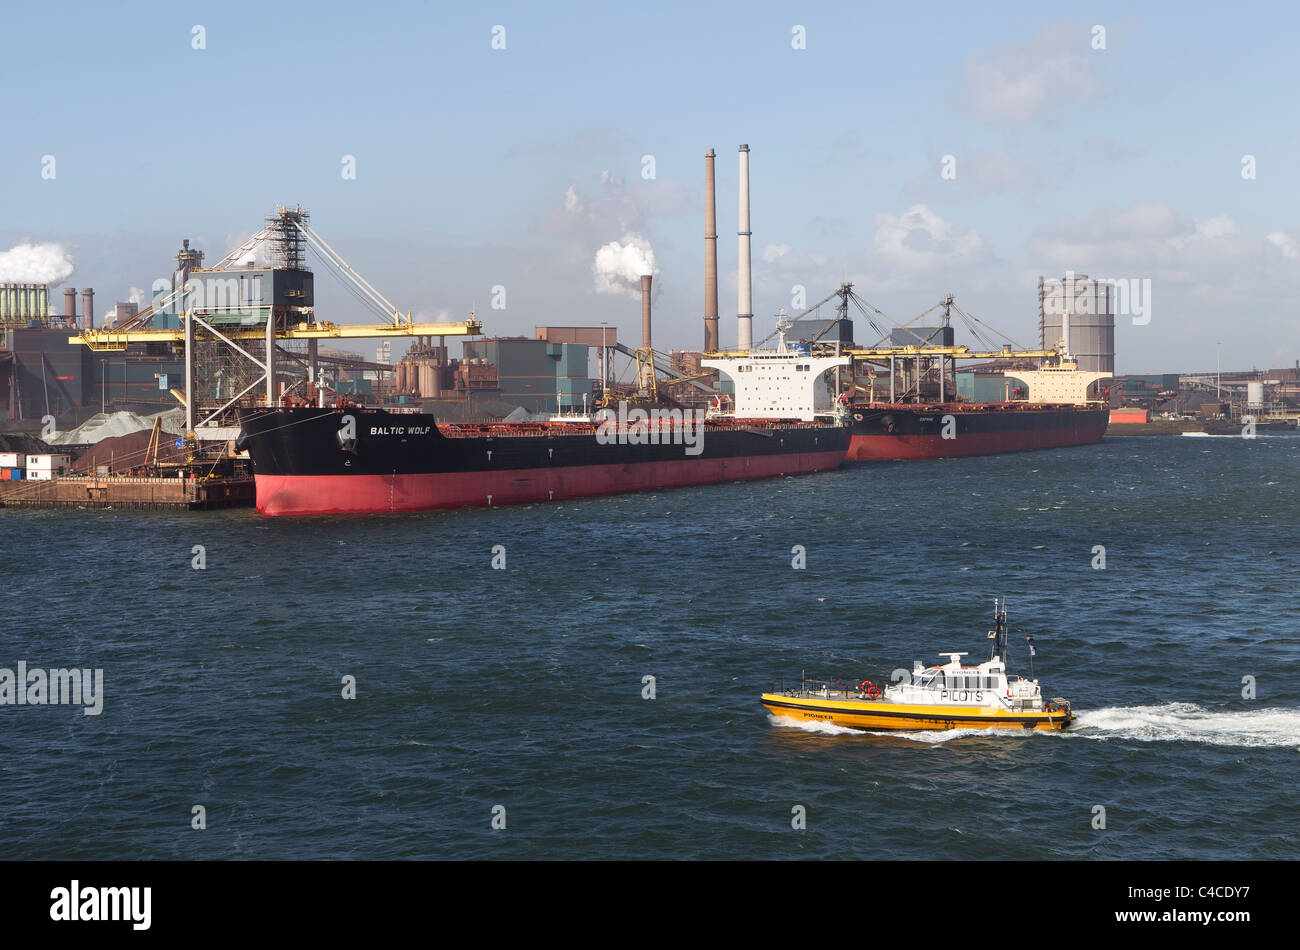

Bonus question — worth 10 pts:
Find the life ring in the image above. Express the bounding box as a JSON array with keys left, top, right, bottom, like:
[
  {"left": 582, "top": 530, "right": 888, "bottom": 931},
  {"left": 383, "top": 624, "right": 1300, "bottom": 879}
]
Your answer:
[{"left": 860, "top": 680, "right": 880, "bottom": 699}]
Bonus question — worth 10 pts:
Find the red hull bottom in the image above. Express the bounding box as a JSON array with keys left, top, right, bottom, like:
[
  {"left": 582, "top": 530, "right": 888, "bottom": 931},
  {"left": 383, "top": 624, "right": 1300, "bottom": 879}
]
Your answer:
[
  {"left": 847, "top": 426, "right": 1107, "bottom": 461},
  {"left": 254, "top": 450, "right": 846, "bottom": 515}
]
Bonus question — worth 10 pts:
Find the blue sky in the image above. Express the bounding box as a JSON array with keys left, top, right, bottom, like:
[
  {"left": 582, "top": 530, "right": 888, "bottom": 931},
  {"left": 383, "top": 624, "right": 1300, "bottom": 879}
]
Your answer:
[{"left": 2, "top": 1, "right": 1297, "bottom": 372}]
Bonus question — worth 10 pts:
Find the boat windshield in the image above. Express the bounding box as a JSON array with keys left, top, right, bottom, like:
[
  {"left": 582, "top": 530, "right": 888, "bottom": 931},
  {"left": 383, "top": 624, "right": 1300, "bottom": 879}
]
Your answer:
[{"left": 915, "top": 670, "right": 945, "bottom": 689}]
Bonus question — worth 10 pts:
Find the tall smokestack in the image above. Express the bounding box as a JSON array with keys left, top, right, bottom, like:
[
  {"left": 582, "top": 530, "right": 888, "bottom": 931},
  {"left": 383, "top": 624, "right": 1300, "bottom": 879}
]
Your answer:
[
  {"left": 641, "top": 274, "right": 653, "bottom": 350},
  {"left": 640, "top": 274, "right": 654, "bottom": 389},
  {"left": 737, "top": 144, "right": 752, "bottom": 352},
  {"left": 704, "top": 148, "right": 719, "bottom": 353},
  {"left": 65, "top": 287, "right": 77, "bottom": 324},
  {"left": 82, "top": 287, "right": 94, "bottom": 330}
]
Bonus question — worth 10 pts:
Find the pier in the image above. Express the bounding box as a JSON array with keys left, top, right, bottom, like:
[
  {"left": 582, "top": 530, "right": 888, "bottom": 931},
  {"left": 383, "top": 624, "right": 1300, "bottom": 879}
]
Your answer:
[{"left": 0, "top": 474, "right": 254, "bottom": 510}]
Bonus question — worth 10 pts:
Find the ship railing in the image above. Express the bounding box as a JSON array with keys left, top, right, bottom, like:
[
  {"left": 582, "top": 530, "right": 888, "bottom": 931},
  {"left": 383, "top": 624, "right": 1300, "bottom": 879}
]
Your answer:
[{"left": 775, "top": 675, "right": 867, "bottom": 699}]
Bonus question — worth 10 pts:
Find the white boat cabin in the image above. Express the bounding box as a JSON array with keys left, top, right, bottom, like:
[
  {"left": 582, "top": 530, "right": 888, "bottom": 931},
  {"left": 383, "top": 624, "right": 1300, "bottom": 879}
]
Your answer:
[{"left": 884, "top": 652, "right": 1046, "bottom": 711}]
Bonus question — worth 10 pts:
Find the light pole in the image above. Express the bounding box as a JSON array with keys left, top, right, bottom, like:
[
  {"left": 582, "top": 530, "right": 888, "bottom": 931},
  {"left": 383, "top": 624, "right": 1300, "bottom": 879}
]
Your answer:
[{"left": 1216, "top": 341, "right": 1221, "bottom": 402}]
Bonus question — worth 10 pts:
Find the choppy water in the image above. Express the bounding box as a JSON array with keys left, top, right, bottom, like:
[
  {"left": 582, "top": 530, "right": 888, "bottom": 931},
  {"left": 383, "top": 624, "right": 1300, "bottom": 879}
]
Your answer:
[{"left": 1, "top": 433, "right": 1297, "bottom": 859}]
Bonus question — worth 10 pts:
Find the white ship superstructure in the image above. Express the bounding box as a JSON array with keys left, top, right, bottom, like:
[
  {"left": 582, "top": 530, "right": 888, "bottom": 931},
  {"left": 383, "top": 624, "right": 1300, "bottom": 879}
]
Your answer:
[{"left": 703, "top": 315, "right": 849, "bottom": 422}]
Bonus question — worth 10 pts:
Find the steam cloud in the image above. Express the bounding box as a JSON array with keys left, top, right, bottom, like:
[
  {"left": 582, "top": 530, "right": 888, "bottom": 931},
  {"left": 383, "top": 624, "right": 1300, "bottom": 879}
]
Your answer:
[
  {"left": 0, "top": 241, "right": 76, "bottom": 287},
  {"left": 592, "top": 233, "right": 659, "bottom": 298}
]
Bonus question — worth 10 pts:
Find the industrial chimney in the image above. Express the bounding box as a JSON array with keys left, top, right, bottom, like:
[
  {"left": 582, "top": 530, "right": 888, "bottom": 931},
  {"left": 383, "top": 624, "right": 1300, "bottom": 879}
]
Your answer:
[
  {"left": 641, "top": 274, "right": 653, "bottom": 350},
  {"left": 704, "top": 148, "right": 719, "bottom": 353},
  {"left": 82, "top": 287, "right": 94, "bottom": 330},
  {"left": 737, "top": 144, "right": 752, "bottom": 352},
  {"left": 640, "top": 274, "right": 654, "bottom": 389},
  {"left": 65, "top": 287, "right": 77, "bottom": 324}
]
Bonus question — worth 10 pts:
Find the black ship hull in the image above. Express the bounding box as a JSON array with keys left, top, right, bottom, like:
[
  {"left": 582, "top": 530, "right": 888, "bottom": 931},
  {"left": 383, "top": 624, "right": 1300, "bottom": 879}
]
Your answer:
[
  {"left": 846, "top": 403, "right": 1109, "bottom": 460},
  {"left": 238, "top": 407, "right": 849, "bottom": 514}
]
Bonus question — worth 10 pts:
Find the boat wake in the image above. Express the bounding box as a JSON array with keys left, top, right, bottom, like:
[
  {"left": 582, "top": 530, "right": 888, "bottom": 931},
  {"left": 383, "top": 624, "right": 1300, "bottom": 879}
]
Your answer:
[
  {"left": 769, "top": 704, "right": 1300, "bottom": 747},
  {"left": 767, "top": 714, "right": 1029, "bottom": 744},
  {"left": 1069, "top": 703, "right": 1300, "bottom": 748},
  {"left": 767, "top": 714, "right": 861, "bottom": 736}
]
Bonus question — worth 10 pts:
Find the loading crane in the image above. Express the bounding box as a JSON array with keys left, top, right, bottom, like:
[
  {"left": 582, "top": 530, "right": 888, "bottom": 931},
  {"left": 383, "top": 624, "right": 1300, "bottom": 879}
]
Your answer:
[{"left": 67, "top": 206, "right": 484, "bottom": 437}]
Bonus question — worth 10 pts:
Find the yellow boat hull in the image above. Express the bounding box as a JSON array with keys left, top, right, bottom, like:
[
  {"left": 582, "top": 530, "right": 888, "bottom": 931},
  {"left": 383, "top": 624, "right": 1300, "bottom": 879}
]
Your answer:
[{"left": 761, "top": 693, "right": 1073, "bottom": 731}]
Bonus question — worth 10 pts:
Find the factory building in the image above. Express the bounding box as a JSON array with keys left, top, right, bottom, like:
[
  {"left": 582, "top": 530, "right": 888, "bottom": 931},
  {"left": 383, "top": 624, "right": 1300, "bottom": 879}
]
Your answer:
[
  {"left": 461, "top": 337, "right": 590, "bottom": 412},
  {"left": 1, "top": 325, "right": 185, "bottom": 421}
]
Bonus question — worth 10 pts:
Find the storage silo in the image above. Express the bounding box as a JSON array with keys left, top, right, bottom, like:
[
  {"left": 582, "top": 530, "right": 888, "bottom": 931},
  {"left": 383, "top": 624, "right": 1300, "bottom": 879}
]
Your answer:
[{"left": 1038, "top": 273, "right": 1115, "bottom": 373}]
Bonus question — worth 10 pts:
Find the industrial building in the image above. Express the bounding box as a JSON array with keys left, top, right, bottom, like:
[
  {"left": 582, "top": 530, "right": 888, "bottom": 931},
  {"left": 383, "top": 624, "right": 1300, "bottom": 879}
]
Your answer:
[
  {"left": 461, "top": 337, "right": 590, "bottom": 412},
  {"left": 1, "top": 284, "right": 51, "bottom": 323},
  {"left": 2, "top": 277, "right": 187, "bottom": 422}
]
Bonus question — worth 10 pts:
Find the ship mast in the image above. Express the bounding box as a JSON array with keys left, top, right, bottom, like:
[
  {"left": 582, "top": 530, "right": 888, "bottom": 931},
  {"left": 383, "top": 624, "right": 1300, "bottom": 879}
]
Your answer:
[{"left": 989, "top": 597, "right": 1008, "bottom": 663}]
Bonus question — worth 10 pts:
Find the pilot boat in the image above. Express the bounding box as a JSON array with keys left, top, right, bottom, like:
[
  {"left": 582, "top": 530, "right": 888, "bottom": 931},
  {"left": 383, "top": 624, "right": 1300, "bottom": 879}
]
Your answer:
[{"left": 760, "top": 600, "right": 1074, "bottom": 731}]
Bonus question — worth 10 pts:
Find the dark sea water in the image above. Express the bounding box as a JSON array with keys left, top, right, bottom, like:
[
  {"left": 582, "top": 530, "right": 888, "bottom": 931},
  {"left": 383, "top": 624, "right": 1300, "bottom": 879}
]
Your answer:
[{"left": 1, "top": 433, "right": 1297, "bottom": 860}]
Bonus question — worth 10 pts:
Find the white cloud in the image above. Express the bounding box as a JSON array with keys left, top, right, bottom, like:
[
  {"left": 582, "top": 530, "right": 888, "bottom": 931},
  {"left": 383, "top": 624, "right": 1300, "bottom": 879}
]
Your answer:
[
  {"left": 1030, "top": 203, "right": 1257, "bottom": 272},
  {"left": 1266, "top": 231, "right": 1299, "bottom": 260},
  {"left": 961, "top": 23, "right": 1101, "bottom": 124},
  {"left": 759, "top": 242, "right": 828, "bottom": 272},
  {"left": 872, "top": 204, "right": 986, "bottom": 272},
  {"left": 563, "top": 185, "right": 581, "bottom": 214},
  {"left": 1169, "top": 214, "right": 1237, "bottom": 250}
]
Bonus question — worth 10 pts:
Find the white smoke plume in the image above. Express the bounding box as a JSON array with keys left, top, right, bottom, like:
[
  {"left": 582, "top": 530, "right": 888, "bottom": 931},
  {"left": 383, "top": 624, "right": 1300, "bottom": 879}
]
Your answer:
[
  {"left": 0, "top": 241, "right": 76, "bottom": 287},
  {"left": 592, "top": 233, "right": 659, "bottom": 298}
]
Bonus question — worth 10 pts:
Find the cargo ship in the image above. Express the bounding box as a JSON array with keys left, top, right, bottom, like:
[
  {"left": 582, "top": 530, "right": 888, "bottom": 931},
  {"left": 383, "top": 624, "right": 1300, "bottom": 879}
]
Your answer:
[
  {"left": 237, "top": 400, "right": 848, "bottom": 516},
  {"left": 845, "top": 359, "right": 1112, "bottom": 460}
]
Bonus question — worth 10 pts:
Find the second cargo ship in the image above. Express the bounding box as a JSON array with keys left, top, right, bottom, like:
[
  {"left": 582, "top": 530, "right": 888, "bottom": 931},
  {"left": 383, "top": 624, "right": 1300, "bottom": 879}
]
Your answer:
[{"left": 846, "top": 401, "right": 1110, "bottom": 460}]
